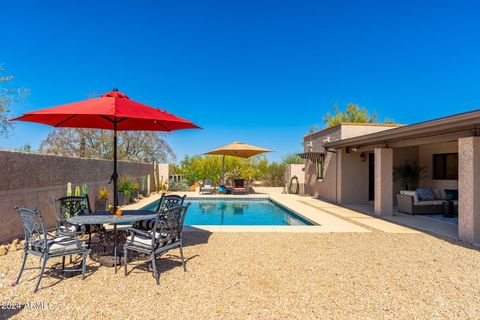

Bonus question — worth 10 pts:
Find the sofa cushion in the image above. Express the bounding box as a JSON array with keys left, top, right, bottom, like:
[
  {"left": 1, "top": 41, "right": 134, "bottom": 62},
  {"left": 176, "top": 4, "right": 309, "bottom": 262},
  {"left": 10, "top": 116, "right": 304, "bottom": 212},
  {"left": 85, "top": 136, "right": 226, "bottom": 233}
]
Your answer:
[
  {"left": 444, "top": 189, "right": 458, "bottom": 201},
  {"left": 414, "top": 200, "right": 444, "bottom": 206},
  {"left": 402, "top": 190, "right": 419, "bottom": 202},
  {"left": 416, "top": 188, "right": 435, "bottom": 201},
  {"left": 432, "top": 189, "right": 444, "bottom": 200}
]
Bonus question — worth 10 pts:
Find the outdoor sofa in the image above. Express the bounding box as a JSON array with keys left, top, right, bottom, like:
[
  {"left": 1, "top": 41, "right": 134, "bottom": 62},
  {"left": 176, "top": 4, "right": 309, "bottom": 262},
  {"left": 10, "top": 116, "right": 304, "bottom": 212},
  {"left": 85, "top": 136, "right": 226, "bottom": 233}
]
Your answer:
[{"left": 397, "top": 188, "right": 458, "bottom": 215}]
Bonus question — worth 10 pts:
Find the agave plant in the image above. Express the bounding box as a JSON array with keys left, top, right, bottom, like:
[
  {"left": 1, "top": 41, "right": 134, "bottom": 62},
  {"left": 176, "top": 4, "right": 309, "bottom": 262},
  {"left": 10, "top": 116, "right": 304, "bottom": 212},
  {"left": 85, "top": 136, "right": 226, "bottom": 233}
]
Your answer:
[{"left": 393, "top": 162, "right": 426, "bottom": 190}]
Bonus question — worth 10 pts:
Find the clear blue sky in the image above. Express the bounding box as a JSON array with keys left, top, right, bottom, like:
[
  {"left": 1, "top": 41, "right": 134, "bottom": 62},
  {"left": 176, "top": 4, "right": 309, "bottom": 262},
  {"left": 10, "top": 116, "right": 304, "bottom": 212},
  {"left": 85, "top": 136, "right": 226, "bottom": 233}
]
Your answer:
[{"left": 1, "top": 0, "right": 480, "bottom": 162}]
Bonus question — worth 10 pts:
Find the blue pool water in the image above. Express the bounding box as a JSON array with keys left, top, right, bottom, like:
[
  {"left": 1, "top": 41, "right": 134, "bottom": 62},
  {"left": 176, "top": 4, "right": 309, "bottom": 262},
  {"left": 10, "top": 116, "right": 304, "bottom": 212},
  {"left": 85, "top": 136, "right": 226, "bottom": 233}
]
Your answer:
[{"left": 142, "top": 198, "right": 313, "bottom": 226}]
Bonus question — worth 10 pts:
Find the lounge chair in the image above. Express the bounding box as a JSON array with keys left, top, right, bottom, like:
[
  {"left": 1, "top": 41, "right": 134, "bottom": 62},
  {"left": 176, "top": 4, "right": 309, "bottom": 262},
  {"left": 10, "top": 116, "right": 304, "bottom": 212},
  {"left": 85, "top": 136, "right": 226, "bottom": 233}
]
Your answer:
[
  {"left": 200, "top": 178, "right": 216, "bottom": 194},
  {"left": 233, "top": 179, "right": 248, "bottom": 195},
  {"left": 124, "top": 204, "right": 190, "bottom": 285},
  {"left": 14, "top": 207, "right": 90, "bottom": 293}
]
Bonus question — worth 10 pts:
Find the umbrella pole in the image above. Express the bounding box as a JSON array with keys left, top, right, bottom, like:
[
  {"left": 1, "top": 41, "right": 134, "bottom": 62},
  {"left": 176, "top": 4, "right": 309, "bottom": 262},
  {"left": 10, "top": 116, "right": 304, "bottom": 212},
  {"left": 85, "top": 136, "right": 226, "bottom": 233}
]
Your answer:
[
  {"left": 113, "top": 119, "right": 118, "bottom": 213},
  {"left": 222, "top": 155, "right": 225, "bottom": 185},
  {"left": 113, "top": 118, "right": 118, "bottom": 272}
]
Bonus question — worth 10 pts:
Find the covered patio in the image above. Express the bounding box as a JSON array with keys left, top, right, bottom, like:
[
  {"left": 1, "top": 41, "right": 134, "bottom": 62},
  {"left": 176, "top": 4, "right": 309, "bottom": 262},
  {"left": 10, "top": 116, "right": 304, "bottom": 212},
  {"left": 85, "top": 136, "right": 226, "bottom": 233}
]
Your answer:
[{"left": 324, "top": 110, "right": 480, "bottom": 245}]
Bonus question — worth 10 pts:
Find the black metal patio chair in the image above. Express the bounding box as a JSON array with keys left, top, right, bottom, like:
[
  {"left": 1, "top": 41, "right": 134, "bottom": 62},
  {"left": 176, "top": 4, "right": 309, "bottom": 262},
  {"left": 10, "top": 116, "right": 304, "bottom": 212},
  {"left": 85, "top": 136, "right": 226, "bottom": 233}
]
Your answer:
[
  {"left": 53, "top": 195, "right": 101, "bottom": 248},
  {"left": 132, "top": 193, "right": 186, "bottom": 230},
  {"left": 123, "top": 204, "right": 190, "bottom": 285},
  {"left": 14, "top": 207, "right": 90, "bottom": 293}
]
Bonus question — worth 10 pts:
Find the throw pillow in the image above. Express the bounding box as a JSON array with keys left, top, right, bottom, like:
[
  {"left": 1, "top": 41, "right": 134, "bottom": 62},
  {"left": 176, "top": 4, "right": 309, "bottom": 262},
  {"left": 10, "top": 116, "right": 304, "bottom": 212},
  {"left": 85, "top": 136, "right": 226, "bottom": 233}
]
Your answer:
[{"left": 416, "top": 188, "right": 435, "bottom": 201}]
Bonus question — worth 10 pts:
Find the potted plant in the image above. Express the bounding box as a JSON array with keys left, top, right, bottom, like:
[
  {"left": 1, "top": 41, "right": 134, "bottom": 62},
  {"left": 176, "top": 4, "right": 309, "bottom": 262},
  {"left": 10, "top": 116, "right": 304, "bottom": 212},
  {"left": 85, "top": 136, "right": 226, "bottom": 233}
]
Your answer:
[
  {"left": 96, "top": 187, "right": 109, "bottom": 211},
  {"left": 131, "top": 182, "right": 140, "bottom": 201},
  {"left": 393, "top": 162, "right": 426, "bottom": 190},
  {"left": 118, "top": 177, "right": 134, "bottom": 205}
]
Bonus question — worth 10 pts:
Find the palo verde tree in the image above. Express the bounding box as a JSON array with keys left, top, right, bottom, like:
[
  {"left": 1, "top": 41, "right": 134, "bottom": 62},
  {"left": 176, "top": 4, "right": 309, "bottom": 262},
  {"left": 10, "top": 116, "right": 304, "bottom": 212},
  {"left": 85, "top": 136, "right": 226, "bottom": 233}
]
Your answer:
[{"left": 322, "top": 103, "right": 379, "bottom": 127}]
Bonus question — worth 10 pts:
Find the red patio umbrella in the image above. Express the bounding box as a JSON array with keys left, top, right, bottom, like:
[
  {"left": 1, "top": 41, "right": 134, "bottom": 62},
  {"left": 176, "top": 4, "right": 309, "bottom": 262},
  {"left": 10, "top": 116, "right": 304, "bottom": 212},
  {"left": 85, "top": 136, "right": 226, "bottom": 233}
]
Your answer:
[{"left": 10, "top": 89, "right": 200, "bottom": 212}]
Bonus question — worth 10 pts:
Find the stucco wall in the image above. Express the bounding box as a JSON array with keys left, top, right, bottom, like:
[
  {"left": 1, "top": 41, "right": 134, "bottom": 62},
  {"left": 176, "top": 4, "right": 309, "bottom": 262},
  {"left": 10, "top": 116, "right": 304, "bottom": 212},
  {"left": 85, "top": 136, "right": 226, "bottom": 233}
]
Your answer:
[
  {"left": 303, "top": 124, "right": 397, "bottom": 202},
  {"left": 305, "top": 151, "right": 337, "bottom": 201},
  {"left": 419, "top": 142, "right": 458, "bottom": 190},
  {"left": 304, "top": 126, "right": 340, "bottom": 201},
  {"left": 285, "top": 164, "right": 306, "bottom": 194},
  {"left": 340, "top": 125, "right": 398, "bottom": 139},
  {"left": 336, "top": 148, "right": 369, "bottom": 204},
  {"left": 0, "top": 151, "right": 168, "bottom": 244}
]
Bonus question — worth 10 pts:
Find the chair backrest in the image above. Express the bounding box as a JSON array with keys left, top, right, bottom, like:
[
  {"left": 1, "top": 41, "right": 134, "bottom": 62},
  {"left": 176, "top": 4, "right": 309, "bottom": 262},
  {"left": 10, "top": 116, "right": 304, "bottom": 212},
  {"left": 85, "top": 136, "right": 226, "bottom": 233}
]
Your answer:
[
  {"left": 54, "top": 195, "right": 92, "bottom": 227},
  {"left": 15, "top": 207, "right": 48, "bottom": 251},
  {"left": 152, "top": 204, "right": 190, "bottom": 246},
  {"left": 155, "top": 193, "right": 186, "bottom": 212},
  {"left": 234, "top": 179, "right": 245, "bottom": 188},
  {"left": 203, "top": 178, "right": 213, "bottom": 186}
]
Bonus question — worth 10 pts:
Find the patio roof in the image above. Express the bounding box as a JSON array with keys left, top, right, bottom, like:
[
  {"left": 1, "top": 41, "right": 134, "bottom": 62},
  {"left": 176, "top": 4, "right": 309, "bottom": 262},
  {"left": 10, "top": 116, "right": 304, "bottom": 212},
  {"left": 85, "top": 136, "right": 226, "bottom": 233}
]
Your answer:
[
  {"left": 297, "top": 152, "right": 325, "bottom": 161},
  {"left": 324, "top": 109, "right": 480, "bottom": 149}
]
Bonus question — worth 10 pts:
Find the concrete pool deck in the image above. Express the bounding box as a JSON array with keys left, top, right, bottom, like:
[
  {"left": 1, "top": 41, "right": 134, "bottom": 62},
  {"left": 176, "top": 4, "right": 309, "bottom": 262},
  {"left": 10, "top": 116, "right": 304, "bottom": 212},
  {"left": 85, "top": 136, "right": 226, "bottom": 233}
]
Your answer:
[{"left": 124, "top": 188, "right": 420, "bottom": 235}]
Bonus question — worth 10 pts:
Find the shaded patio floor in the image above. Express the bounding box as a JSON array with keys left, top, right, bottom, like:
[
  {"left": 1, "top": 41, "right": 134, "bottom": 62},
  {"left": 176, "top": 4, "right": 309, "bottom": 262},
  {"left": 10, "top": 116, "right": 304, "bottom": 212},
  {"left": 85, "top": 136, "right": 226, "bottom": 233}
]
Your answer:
[{"left": 344, "top": 204, "right": 459, "bottom": 240}]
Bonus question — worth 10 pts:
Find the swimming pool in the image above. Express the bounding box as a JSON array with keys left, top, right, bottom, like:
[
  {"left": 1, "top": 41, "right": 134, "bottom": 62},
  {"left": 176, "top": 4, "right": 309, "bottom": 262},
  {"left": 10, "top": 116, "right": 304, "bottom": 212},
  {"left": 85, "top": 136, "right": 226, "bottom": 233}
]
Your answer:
[{"left": 142, "top": 198, "right": 314, "bottom": 226}]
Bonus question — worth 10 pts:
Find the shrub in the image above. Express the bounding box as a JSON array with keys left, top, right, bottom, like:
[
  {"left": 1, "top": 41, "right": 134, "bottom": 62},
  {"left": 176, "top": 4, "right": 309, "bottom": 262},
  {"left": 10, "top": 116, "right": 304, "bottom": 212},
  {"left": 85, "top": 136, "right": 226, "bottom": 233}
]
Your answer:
[{"left": 169, "top": 179, "right": 190, "bottom": 191}]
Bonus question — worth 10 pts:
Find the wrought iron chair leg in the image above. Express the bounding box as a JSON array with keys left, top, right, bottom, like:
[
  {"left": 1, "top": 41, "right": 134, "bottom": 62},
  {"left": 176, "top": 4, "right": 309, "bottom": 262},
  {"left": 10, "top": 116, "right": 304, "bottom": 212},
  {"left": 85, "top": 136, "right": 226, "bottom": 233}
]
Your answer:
[
  {"left": 16, "top": 251, "right": 28, "bottom": 284},
  {"left": 82, "top": 253, "right": 87, "bottom": 280},
  {"left": 62, "top": 256, "right": 65, "bottom": 271},
  {"left": 179, "top": 241, "right": 187, "bottom": 272},
  {"left": 124, "top": 249, "right": 128, "bottom": 276},
  {"left": 69, "top": 255, "right": 72, "bottom": 264},
  {"left": 151, "top": 253, "right": 159, "bottom": 285},
  {"left": 87, "top": 232, "right": 92, "bottom": 249},
  {"left": 34, "top": 257, "right": 47, "bottom": 293}
]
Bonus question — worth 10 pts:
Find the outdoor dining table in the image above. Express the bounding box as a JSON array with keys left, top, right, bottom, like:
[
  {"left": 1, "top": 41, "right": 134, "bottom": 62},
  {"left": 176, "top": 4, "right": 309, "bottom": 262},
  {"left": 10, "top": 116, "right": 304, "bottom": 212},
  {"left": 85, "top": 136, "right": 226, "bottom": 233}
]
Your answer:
[{"left": 66, "top": 210, "right": 156, "bottom": 272}]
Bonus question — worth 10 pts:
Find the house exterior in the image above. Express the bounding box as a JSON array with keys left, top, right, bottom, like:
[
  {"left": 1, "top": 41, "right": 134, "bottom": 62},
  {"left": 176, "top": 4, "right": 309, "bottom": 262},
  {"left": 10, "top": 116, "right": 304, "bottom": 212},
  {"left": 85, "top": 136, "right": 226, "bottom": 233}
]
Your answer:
[{"left": 301, "top": 110, "right": 480, "bottom": 245}]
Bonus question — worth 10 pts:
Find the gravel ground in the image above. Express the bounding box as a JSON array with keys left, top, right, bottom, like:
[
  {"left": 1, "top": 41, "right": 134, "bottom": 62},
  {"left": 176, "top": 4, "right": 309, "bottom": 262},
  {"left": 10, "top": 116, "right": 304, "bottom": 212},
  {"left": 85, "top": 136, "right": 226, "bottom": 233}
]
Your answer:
[{"left": 1, "top": 231, "right": 480, "bottom": 319}]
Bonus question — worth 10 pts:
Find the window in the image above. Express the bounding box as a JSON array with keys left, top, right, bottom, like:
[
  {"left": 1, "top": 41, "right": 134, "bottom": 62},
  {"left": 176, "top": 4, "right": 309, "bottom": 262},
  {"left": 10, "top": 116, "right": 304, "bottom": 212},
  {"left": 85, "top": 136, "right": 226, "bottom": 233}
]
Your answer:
[
  {"left": 316, "top": 155, "right": 325, "bottom": 180},
  {"left": 433, "top": 153, "right": 458, "bottom": 180}
]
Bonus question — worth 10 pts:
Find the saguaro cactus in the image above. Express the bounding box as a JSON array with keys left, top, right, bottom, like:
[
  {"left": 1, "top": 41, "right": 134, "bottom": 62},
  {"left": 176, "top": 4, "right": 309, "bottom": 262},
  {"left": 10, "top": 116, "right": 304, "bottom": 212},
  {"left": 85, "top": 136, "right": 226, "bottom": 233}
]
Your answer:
[
  {"left": 75, "top": 186, "right": 81, "bottom": 197},
  {"left": 66, "top": 182, "right": 72, "bottom": 196},
  {"left": 147, "top": 174, "right": 151, "bottom": 195},
  {"left": 153, "top": 161, "right": 158, "bottom": 193},
  {"left": 81, "top": 184, "right": 88, "bottom": 196}
]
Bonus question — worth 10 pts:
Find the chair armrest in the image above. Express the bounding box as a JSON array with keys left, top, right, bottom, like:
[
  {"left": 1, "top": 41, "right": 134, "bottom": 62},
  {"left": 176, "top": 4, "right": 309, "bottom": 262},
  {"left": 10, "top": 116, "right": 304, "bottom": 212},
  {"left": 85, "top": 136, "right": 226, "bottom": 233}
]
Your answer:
[
  {"left": 127, "top": 227, "right": 153, "bottom": 238},
  {"left": 397, "top": 194, "right": 414, "bottom": 214},
  {"left": 46, "top": 227, "right": 82, "bottom": 238}
]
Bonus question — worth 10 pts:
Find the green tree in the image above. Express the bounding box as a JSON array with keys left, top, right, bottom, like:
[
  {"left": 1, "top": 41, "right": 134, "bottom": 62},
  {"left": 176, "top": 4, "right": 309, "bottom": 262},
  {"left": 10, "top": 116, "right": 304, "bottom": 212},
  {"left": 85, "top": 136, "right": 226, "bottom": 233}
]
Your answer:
[
  {"left": 282, "top": 153, "right": 303, "bottom": 164},
  {"left": 0, "top": 66, "right": 30, "bottom": 137},
  {"left": 322, "top": 103, "right": 378, "bottom": 127},
  {"left": 177, "top": 154, "right": 286, "bottom": 187},
  {"left": 39, "top": 129, "right": 175, "bottom": 163}
]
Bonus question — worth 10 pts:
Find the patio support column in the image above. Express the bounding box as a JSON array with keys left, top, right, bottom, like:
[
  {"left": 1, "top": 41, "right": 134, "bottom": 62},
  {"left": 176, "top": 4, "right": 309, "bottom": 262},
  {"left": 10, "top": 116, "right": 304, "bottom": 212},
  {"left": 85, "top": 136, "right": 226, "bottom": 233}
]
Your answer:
[
  {"left": 374, "top": 148, "right": 393, "bottom": 216},
  {"left": 458, "top": 137, "right": 480, "bottom": 244}
]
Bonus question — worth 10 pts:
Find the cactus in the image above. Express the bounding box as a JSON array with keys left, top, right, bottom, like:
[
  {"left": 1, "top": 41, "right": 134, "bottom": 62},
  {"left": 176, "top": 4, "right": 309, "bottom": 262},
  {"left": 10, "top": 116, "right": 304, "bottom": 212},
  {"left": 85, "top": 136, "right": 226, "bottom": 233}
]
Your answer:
[
  {"left": 81, "top": 184, "right": 89, "bottom": 206},
  {"left": 153, "top": 161, "right": 158, "bottom": 193},
  {"left": 140, "top": 176, "right": 146, "bottom": 195},
  {"left": 75, "top": 186, "right": 81, "bottom": 196},
  {"left": 67, "top": 182, "right": 72, "bottom": 196},
  {"left": 81, "top": 184, "right": 88, "bottom": 196},
  {"left": 147, "top": 174, "right": 151, "bottom": 195}
]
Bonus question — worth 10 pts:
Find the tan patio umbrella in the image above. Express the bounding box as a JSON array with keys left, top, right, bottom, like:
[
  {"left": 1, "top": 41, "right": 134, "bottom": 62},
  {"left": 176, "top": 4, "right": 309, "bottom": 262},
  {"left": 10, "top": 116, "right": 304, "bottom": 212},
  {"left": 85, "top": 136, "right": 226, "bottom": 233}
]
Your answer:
[{"left": 204, "top": 142, "right": 272, "bottom": 185}]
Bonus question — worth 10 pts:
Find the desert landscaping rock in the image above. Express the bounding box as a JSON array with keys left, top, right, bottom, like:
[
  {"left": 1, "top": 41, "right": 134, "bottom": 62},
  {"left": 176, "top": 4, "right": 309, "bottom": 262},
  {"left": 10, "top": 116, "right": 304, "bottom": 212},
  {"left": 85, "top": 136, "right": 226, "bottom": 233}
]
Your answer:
[{"left": 1, "top": 231, "right": 479, "bottom": 319}]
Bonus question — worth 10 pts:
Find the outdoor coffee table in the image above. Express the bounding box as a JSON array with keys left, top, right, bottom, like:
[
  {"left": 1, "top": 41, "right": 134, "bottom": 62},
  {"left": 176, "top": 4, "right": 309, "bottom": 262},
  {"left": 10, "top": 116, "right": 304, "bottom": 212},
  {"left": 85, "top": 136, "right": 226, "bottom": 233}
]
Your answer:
[{"left": 67, "top": 210, "right": 156, "bottom": 272}]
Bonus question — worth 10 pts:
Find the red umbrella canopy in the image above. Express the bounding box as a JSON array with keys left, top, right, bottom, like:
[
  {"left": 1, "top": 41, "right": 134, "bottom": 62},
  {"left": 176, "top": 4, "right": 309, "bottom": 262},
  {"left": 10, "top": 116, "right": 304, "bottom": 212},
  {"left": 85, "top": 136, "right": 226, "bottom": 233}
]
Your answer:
[{"left": 10, "top": 89, "right": 201, "bottom": 131}]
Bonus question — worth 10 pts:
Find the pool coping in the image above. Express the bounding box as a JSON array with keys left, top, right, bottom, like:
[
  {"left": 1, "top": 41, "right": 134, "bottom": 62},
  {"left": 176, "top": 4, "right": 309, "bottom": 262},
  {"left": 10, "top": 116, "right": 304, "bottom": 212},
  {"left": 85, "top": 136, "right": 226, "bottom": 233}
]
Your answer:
[{"left": 124, "top": 192, "right": 370, "bottom": 234}]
